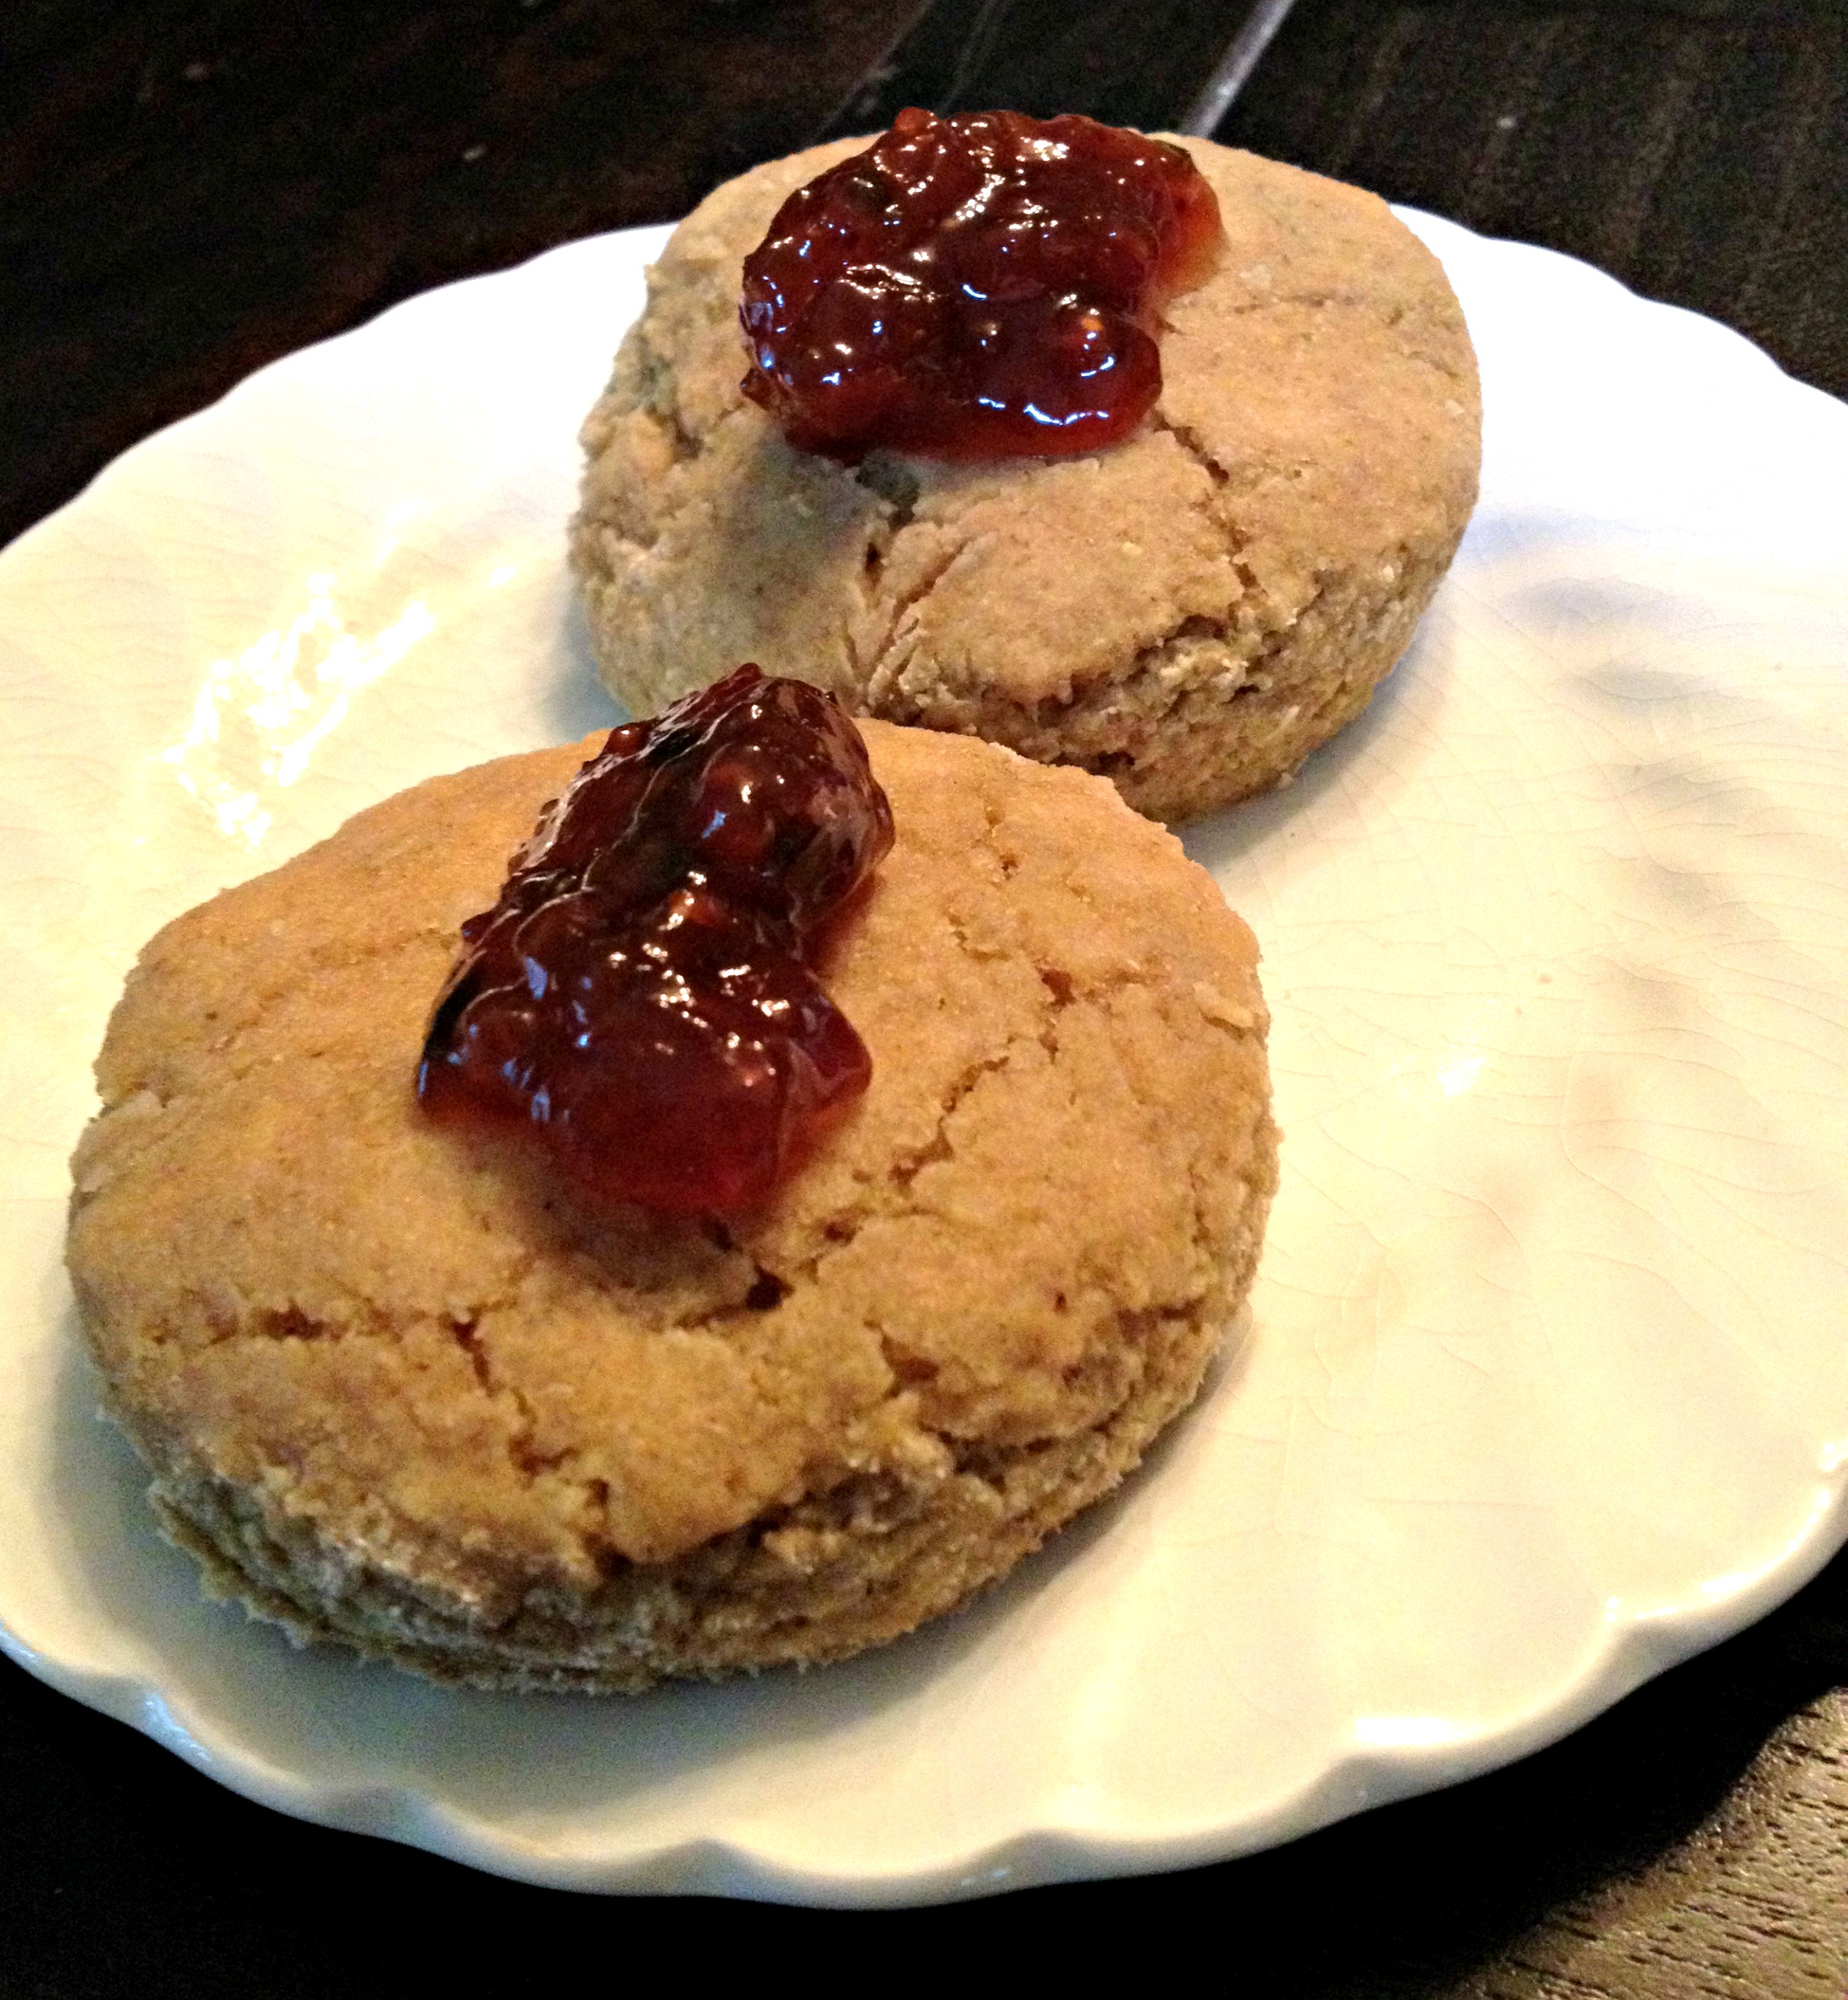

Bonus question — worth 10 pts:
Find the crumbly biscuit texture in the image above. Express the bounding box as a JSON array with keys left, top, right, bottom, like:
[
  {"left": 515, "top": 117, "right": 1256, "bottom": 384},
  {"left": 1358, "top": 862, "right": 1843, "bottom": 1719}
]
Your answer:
[
  {"left": 572, "top": 136, "right": 1480, "bottom": 822},
  {"left": 68, "top": 725, "right": 1277, "bottom": 1689}
]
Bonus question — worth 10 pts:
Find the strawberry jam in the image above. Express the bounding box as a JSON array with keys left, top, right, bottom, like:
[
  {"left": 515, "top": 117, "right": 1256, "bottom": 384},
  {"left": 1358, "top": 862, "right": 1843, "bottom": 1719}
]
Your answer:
[
  {"left": 740, "top": 107, "right": 1222, "bottom": 461},
  {"left": 418, "top": 667, "right": 893, "bottom": 1216}
]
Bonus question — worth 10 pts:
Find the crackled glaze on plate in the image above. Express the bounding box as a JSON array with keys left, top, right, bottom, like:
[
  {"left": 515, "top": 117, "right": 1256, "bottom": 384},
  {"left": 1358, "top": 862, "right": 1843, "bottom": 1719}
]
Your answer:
[{"left": 2, "top": 214, "right": 1846, "bottom": 1903}]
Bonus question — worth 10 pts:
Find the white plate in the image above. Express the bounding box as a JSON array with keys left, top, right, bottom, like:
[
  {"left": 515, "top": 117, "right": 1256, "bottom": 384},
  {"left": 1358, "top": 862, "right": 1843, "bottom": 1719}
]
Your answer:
[{"left": 2, "top": 212, "right": 1846, "bottom": 1905}]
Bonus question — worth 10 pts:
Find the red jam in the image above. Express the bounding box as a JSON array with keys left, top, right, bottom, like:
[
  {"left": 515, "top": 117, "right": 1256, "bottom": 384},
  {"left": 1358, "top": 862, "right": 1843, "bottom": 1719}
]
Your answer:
[
  {"left": 418, "top": 667, "right": 894, "bottom": 1216},
  {"left": 739, "top": 107, "right": 1222, "bottom": 461}
]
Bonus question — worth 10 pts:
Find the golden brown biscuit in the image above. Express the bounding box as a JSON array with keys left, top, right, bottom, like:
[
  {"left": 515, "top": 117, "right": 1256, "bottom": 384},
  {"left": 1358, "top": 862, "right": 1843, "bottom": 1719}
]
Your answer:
[
  {"left": 67, "top": 723, "right": 1277, "bottom": 1690},
  {"left": 571, "top": 135, "right": 1480, "bottom": 823}
]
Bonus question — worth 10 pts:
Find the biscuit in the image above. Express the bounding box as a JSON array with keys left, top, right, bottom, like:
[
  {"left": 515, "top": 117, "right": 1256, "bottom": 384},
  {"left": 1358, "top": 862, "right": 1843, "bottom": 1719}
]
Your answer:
[
  {"left": 67, "top": 724, "right": 1277, "bottom": 1690},
  {"left": 571, "top": 135, "right": 1480, "bottom": 823}
]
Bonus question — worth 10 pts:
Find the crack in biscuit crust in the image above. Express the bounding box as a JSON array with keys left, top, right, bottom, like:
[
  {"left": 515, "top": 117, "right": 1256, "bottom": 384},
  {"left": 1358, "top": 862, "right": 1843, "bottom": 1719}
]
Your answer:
[
  {"left": 570, "top": 134, "right": 1480, "bottom": 824},
  {"left": 68, "top": 726, "right": 1277, "bottom": 1689}
]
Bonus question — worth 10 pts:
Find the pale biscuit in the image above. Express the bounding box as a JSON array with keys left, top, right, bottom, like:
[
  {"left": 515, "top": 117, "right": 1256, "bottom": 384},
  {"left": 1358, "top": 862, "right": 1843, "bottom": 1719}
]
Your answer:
[
  {"left": 67, "top": 723, "right": 1277, "bottom": 1690},
  {"left": 571, "top": 135, "right": 1480, "bottom": 823}
]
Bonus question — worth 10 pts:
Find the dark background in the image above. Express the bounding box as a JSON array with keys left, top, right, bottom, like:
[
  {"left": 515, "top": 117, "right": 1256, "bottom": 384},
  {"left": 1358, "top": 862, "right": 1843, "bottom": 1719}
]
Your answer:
[
  {"left": 5, "top": 0, "right": 1844, "bottom": 552},
  {"left": 4, "top": 4, "right": 1846, "bottom": 1993}
]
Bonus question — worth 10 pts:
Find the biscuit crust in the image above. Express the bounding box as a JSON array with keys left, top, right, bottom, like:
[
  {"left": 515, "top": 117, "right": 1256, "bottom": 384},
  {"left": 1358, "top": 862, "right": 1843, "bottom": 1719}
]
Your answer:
[
  {"left": 571, "top": 137, "right": 1481, "bottom": 822},
  {"left": 67, "top": 725, "right": 1277, "bottom": 1690}
]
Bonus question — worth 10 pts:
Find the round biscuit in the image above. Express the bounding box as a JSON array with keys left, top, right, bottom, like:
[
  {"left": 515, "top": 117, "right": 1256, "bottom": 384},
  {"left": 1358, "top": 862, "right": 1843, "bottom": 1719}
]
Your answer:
[
  {"left": 67, "top": 723, "right": 1277, "bottom": 1689},
  {"left": 571, "top": 135, "right": 1481, "bottom": 822}
]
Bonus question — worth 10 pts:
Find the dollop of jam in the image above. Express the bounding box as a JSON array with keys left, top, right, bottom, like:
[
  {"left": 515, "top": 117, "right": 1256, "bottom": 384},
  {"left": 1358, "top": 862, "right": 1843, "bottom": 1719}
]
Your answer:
[
  {"left": 418, "top": 667, "right": 894, "bottom": 1216},
  {"left": 740, "top": 107, "right": 1222, "bottom": 461}
]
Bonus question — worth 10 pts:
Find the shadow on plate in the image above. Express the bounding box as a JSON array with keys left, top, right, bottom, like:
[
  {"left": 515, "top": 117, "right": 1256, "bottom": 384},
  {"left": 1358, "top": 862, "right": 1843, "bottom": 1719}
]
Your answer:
[
  {"left": 537, "top": 587, "right": 625, "bottom": 746},
  {"left": 1181, "top": 598, "right": 1450, "bottom": 888}
]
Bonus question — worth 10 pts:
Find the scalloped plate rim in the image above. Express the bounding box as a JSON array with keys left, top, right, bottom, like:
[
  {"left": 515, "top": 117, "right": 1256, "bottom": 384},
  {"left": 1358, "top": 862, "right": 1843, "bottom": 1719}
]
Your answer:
[{"left": 2, "top": 207, "right": 1846, "bottom": 1905}]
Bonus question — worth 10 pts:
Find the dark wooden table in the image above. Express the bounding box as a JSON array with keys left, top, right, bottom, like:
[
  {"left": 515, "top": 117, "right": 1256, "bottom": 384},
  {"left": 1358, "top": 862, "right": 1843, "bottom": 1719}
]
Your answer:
[{"left": 4, "top": 5, "right": 1846, "bottom": 1991}]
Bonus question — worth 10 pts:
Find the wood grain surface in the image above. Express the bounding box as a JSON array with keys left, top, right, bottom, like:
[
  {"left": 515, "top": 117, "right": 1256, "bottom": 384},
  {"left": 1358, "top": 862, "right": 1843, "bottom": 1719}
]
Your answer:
[
  {"left": 0, "top": 0, "right": 936, "bottom": 549},
  {"left": 1220, "top": 0, "right": 1848, "bottom": 407},
  {"left": 2, "top": 4, "right": 1846, "bottom": 1993}
]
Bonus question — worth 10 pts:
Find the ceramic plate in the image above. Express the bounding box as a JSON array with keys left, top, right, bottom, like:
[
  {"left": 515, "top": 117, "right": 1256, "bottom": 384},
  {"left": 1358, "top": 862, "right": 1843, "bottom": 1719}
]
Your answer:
[{"left": 2, "top": 212, "right": 1846, "bottom": 1905}]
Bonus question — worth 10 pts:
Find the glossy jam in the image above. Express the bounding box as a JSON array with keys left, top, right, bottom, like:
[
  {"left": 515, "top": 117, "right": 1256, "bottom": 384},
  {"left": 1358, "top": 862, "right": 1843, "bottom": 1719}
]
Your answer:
[
  {"left": 740, "top": 107, "right": 1222, "bottom": 460},
  {"left": 418, "top": 667, "right": 894, "bottom": 1216}
]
